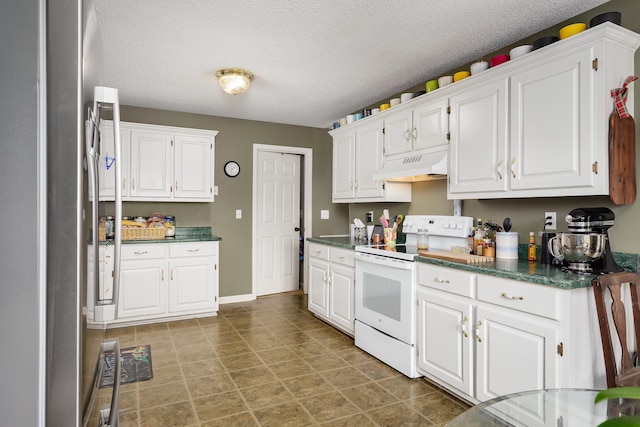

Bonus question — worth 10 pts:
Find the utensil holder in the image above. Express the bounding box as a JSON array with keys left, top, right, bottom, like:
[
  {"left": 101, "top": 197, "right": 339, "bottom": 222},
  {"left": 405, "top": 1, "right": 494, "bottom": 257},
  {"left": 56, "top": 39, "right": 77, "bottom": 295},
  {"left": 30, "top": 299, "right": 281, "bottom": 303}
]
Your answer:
[
  {"left": 496, "top": 232, "right": 518, "bottom": 259},
  {"left": 354, "top": 227, "right": 367, "bottom": 242},
  {"left": 383, "top": 227, "right": 396, "bottom": 245}
]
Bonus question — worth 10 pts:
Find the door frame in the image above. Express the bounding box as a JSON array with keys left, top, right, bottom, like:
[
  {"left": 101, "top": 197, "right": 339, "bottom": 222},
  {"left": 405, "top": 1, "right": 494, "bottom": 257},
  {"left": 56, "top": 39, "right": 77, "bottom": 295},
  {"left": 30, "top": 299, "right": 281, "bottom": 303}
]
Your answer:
[{"left": 252, "top": 144, "right": 313, "bottom": 298}]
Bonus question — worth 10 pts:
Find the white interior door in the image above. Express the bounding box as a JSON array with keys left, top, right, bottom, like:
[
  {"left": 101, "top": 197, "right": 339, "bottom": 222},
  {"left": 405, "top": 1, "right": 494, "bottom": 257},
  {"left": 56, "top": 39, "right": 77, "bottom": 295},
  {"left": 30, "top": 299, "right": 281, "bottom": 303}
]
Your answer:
[{"left": 255, "top": 151, "right": 301, "bottom": 296}]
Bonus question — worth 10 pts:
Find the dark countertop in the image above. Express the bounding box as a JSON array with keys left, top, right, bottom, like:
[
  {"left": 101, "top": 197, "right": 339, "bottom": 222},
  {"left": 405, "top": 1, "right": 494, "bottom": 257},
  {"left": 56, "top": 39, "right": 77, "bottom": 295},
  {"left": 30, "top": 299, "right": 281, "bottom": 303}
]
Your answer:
[
  {"left": 98, "top": 227, "right": 221, "bottom": 244},
  {"left": 307, "top": 236, "right": 357, "bottom": 250},
  {"left": 307, "top": 236, "right": 639, "bottom": 290}
]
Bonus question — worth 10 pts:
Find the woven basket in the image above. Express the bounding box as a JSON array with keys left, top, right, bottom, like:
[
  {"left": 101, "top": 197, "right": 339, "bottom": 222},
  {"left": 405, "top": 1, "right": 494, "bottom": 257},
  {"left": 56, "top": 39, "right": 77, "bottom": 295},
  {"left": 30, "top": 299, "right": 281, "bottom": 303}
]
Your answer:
[{"left": 122, "top": 227, "right": 166, "bottom": 241}]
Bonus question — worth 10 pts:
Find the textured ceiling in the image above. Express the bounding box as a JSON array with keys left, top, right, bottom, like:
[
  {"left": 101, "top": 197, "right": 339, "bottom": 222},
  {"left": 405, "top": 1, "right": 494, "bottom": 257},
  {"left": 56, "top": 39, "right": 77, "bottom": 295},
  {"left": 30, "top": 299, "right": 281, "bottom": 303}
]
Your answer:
[{"left": 90, "top": 0, "right": 611, "bottom": 128}]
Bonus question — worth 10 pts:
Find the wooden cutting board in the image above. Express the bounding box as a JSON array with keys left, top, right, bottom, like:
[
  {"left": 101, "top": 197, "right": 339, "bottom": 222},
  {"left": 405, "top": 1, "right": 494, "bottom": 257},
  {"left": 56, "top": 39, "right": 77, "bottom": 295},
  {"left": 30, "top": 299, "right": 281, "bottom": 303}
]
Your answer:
[{"left": 418, "top": 250, "right": 495, "bottom": 264}]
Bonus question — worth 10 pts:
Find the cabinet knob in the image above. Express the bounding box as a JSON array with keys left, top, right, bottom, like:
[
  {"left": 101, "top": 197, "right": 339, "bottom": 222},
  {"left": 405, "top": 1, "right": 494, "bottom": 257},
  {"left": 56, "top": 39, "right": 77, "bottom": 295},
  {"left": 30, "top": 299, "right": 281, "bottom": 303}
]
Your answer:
[{"left": 460, "top": 316, "right": 468, "bottom": 338}]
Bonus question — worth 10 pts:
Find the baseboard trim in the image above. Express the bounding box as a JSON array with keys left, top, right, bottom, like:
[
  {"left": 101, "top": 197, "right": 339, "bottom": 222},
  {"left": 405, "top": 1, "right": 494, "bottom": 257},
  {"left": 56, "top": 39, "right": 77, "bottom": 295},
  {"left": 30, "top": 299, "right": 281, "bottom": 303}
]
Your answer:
[{"left": 219, "top": 294, "right": 256, "bottom": 305}]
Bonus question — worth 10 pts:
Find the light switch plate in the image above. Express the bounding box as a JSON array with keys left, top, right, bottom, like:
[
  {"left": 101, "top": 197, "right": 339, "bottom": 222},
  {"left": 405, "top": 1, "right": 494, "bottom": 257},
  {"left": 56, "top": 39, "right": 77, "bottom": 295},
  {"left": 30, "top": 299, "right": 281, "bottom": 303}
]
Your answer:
[
  {"left": 236, "top": 209, "right": 242, "bottom": 219},
  {"left": 320, "top": 210, "right": 330, "bottom": 220}
]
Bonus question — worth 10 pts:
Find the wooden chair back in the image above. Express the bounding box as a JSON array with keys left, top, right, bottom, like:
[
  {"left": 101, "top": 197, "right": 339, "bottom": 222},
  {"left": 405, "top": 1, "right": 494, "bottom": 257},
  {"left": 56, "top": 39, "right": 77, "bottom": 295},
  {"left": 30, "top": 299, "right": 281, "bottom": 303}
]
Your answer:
[{"left": 592, "top": 271, "right": 640, "bottom": 388}]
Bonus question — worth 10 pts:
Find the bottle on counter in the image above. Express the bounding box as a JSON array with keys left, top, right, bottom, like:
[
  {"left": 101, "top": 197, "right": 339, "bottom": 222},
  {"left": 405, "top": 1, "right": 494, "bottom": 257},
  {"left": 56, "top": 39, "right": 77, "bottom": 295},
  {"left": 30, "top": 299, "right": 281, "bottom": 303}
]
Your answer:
[
  {"left": 528, "top": 231, "right": 537, "bottom": 261},
  {"left": 474, "top": 227, "right": 485, "bottom": 255}
]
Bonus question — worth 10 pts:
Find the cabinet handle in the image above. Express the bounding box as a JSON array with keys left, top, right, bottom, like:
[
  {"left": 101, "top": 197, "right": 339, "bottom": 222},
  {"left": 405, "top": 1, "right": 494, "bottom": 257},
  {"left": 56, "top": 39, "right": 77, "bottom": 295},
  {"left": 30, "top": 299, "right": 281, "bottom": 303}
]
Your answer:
[
  {"left": 349, "top": 180, "right": 354, "bottom": 191},
  {"left": 175, "top": 181, "right": 178, "bottom": 191},
  {"left": 460, "top": 316, "right": 468, "bottom": 338},
  {"left": 161, "top": 270, "right": 165, "bottom": 281},
  {"left": 187, "top": 249, "right": 200, "bottom": 253},
  {"left": 134, "top": 251, "right": 148, "bottom": 255},
  {"left": 412, "top": 127, "right": 417, "bottom": 140},
  {"left": 434, "top": 277, "right": 450, "bottom": 284},
  {"left": 354, "top": 179, "right": 358, "bottom": 190},
  {"left": 405, "top": 129, "right": 410, "bottom": 142},
  {"left": 496, "top": 159, "right": 503, "bottom": 180},
  {"left": 132, "top": 179, "right": 135, "bottom": 190},
  {"left": 511, "top": 157, "right": 517, "bottom": 179},
  {"left": 171, "top": 269, "right": 174, "bottom": 280},
  {"left": 315, "top": 250, "right": 322, "bottom": 255},
  {"left": 122, "top": 178, "right": 126, "bottom": 191},
  {"left": 476, "top": 320, "right": 483, "bottom": 342},
  {"left": 338, "top": 256, "right": 345, "bottom": 261},
  {"left": 501, "top": 292, "right": 524, "bottom": 301}
]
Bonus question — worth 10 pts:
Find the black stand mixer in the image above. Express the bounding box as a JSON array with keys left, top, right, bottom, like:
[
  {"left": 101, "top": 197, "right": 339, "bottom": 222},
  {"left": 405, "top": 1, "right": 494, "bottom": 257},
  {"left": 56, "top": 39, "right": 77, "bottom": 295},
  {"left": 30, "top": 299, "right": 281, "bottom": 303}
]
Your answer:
[{"left": 565, "top": 207, "right": 624, "bottom": 274}]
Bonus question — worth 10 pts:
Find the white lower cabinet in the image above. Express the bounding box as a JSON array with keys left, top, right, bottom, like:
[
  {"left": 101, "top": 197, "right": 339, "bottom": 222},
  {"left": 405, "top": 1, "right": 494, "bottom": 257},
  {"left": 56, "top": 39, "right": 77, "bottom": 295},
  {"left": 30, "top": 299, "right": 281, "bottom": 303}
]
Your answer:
[
  {"left": 115, "top": 241, "right": 218, "bottom": 325},
  {"left": 417, "top": 263, "right": 600, "bottom": 405},
  {"left": 308, "top": 243, "right": 355, "bottom": 335}
]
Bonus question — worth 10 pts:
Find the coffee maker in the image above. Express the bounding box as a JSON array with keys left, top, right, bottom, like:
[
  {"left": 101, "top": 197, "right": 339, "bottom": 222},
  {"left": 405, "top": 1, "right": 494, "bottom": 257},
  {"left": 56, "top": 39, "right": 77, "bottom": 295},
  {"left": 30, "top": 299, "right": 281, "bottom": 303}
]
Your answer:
[{"left": 565, "top": 207, "right": 623, "bottom": 274}]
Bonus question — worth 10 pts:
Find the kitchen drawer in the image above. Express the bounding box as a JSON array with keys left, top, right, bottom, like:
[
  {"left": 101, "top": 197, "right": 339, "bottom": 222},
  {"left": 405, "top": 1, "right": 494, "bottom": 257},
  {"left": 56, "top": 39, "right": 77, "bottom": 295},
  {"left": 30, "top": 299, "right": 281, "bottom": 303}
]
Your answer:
[
  {"left": 121, "top": 244, "right": 167, "bottom": 260},
  {"left": 169, "top": 242, "right": 217, "bottom": 258},
  {"left": 309, "top": 243, "right": 330, "bottom": 261},
  {"left": 477, "top": 275, "right": 564, "bottom": 320},
  {"left": 418, "top": 263, "right": 476, "bottom": 298},
  {"left": 330, "top": 247, "right": 355, "bottom": 267}
]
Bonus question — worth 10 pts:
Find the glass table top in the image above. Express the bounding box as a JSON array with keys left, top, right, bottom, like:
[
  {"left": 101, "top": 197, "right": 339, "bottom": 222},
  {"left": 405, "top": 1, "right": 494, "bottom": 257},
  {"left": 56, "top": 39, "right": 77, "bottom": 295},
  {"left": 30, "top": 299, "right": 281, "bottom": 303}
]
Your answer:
[{"left": 446, "top": 389, "right": 609, "bottom": 427}]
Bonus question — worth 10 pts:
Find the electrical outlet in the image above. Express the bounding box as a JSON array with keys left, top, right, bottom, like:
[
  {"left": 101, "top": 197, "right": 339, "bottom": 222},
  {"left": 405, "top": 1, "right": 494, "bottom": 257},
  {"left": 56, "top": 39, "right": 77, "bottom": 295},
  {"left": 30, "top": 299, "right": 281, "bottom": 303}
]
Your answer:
[
  {"left": 366, "top": 211, "right": 374, "bottom": 223},
  {"left": 545, "top": 211, "right": 556, "bottom": 230},
  {"left": 236, "top": 209, "right": 242, "bottom": 219},
  {"left": 320, "top": 210, "right": 330, "bottom": 220}
]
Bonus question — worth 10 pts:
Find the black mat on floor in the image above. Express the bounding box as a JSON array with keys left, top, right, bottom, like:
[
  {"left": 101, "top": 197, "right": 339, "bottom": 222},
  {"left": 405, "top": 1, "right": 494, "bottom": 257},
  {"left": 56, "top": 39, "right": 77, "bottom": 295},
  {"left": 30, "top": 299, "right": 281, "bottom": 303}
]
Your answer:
[{"left": 99, "top": 345, "right": 153, "bottom": 388}]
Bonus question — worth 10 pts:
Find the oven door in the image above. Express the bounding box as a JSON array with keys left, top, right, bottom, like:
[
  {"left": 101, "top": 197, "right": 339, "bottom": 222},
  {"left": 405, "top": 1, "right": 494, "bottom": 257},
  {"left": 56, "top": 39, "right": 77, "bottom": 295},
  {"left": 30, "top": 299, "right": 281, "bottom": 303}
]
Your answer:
[{"left": 355, "top": 252, "right": 416, "bottom": 345}]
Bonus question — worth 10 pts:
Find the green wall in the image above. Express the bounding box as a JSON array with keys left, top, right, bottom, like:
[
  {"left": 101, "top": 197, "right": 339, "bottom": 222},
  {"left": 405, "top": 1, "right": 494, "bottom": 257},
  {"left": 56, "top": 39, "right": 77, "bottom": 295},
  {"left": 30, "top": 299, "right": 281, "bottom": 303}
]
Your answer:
[
  {"left": 351, "top": 0, "right": 640, "bottom": 255},
  {"left": 119, "top": 106, "right": 348, "bottom": 297}
]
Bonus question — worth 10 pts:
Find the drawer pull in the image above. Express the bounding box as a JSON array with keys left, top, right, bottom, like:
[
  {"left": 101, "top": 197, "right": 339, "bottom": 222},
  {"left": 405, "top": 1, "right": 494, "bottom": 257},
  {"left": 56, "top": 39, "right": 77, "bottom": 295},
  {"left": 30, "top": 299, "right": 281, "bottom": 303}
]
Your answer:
[
  {"left": 460, "top": 316, "right": 468, "bottom": 338},
  {"left": 435, "top": 277, "right": 450, "bottom": 284},
  {"left": 187, "top": 249, "right": 200, "bottom": 253},
  {"left": 501, "top": 292, "right": 524, "bottom": 301},
  {"left": 338, "top": 256, "right": 345, "bottom": 261},
  {"left": 134, "top": 251, "right": 148, "bottom": 255},
  {"left": 315, "top": 250, "right": 322, "bottom": 255}
]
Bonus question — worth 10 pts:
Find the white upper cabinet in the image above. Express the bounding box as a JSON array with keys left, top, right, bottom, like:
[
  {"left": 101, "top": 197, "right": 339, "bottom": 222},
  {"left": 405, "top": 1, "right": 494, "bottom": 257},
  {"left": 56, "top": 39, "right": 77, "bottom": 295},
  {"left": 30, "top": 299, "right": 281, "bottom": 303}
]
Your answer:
[
  {"left": 331, "top": 119, "right": 411, "bottom": 203},
  {"left": 448, "top": 23, "right": 640, "bottom": 199},
  {"left": 130, "top": 129, "right": 173, "bottom": 198},
  {"left": 448, "top": 77, "right": 509, "bottom": 196},
  {"left": 100, "top": 121, "right": 217, "bottom": 202},
  {"left": 384, "top": 97, "right": 449, "bottom": 157}
]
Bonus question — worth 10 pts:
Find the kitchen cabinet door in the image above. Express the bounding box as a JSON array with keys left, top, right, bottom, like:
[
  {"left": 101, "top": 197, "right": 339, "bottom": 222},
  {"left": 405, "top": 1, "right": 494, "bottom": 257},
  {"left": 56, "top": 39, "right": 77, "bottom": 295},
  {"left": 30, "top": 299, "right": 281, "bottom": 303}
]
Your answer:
[
  {"left": 173, "top": 133, "right": 214, "bottom": 201},
  {"left": 448, "top": 77, "right": 509, "bottom": 197},
  {"left": 509, "top": 48, "right": 596, "bottom": 193},
  {"left": 417, "top": 288, "right": 474, "bottom": 397},
  {"left": 354, "top": 120, "right": 385, "bottom": 199},
  {"left": 412, "top": 97, "right": 449, "bottom": 152},
  {"left": 475, "top": 304, "right": 560, "bottom": 402},
  {"left": 129, "top": 130, "right": 173, "bottom": 198},
  {"left": 118, "top": 258, "right": 167, "bottom": 319},
  {"left": 329, "top": 263, "right": 355, "bottom": 334},
  {"left": 383, "top": 109, "right": 412, "bottom": 157},
  {"left": 169, "top": 257, "right": 217, "bottom": 313},
  {"left": 332, "top": 131, "right": 356, "bottom": 200},
  {"left": 308, "top": 257, "right": 330, "bottom": 317}
]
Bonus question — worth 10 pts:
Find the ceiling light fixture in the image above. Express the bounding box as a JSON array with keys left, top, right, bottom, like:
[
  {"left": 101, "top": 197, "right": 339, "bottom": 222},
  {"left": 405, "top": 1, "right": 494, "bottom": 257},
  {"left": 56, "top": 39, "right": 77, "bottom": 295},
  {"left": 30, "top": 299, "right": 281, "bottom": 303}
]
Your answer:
[{"left": 215, "top": 68, "right": 254, "bottom": 95}]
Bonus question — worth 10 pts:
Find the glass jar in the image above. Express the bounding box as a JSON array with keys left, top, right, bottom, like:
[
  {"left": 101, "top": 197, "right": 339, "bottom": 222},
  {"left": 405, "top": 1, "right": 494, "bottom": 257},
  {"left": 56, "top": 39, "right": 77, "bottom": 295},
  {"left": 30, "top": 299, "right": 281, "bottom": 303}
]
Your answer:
[{"left": 417, "top": 229, "right": 429, "bottom": 250}]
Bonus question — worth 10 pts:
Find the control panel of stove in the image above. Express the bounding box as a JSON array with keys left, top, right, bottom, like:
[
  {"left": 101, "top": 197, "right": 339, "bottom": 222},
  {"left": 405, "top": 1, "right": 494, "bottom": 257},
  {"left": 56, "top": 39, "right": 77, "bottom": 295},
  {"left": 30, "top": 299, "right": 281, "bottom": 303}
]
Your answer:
[{"left": 402, "top": 215, "right": 473, "bottom": 238}]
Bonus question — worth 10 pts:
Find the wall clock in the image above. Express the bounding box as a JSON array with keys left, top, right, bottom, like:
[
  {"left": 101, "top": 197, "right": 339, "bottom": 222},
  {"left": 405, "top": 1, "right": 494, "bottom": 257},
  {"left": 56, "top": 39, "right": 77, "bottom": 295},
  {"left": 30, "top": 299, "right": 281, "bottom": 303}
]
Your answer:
[{"left": 224, "top": 160, "right": 240, "bottom": 177}]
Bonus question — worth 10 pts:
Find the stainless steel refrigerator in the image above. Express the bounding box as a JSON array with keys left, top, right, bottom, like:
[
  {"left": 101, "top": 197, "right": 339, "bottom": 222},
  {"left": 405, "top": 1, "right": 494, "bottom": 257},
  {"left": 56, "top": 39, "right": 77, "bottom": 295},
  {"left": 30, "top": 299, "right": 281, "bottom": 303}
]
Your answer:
[{"left": 0, "top": 1, "right": 122, "bottom": 425}]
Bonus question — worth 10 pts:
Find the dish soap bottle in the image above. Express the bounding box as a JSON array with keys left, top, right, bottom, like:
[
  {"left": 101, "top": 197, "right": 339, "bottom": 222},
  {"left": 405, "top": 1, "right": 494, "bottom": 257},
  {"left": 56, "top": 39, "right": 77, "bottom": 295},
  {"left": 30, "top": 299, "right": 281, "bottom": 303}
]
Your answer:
[{"left": 527, "top": 231, "right": 537, "bottom": 261}]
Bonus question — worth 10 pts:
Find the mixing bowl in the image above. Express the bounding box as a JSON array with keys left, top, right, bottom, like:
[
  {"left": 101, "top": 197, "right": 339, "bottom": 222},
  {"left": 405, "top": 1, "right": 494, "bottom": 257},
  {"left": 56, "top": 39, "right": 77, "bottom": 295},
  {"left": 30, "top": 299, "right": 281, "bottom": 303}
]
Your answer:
[
  {"left": 559, "top": 23, "right": 586, "bottom": 40},
  {"left": 548, "top": 232, "right": 605, "bottom": 263}
]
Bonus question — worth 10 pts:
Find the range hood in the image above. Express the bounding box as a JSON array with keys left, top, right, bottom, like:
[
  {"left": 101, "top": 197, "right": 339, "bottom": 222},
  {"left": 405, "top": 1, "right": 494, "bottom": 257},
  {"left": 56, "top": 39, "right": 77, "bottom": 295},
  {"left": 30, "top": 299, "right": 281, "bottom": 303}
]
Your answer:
[{"left": 373, "top": 150, "right": 448, "bottom": 182}]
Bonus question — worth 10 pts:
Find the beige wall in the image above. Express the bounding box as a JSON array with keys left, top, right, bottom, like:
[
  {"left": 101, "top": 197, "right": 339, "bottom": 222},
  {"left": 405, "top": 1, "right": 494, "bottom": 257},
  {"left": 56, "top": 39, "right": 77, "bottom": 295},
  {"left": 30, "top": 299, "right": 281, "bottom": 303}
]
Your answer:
[
  {"left": 119, "top": 106, "right": 348, "bottom": 297},
  {"left": 351, "top": 0, "right": 640, "bottom": 255}
]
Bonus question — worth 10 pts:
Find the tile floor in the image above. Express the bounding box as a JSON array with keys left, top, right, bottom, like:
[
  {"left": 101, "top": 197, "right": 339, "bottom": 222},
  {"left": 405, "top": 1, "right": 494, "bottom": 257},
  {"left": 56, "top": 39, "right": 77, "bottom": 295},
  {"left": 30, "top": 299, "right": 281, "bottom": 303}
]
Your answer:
[{"left": 97, "top": 293, "right": 469, "bottom": 426}]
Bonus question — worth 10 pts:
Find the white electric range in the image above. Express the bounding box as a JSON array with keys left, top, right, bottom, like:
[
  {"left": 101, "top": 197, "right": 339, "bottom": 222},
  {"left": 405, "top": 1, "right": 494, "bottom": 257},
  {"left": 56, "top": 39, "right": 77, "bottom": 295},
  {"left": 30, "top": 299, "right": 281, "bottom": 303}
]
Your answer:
[{"left": 354, "top": 215, "right": 473, "bottom": 378}]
